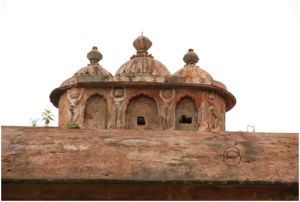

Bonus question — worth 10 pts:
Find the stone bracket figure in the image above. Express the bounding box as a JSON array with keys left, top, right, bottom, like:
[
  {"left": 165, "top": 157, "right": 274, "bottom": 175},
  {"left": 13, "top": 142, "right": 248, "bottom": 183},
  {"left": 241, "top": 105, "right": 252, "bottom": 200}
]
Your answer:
[
  {"left": 208, "top": 106, "right": 221, "bottom": 132},
  {"left": 67, "top": 88, "right": 84, "bottom": 124},
  {"left": 201, "top": 91, "right": 217, "bottom": 132},
  {"left": 207, "top": 91, "right": 225, "bottom": 131},
  {"left": 110, "top": 87, "right": 127, "bottom": 129},
  {"left": 159, "top": 89, "right": 175, "bottom": 130}
]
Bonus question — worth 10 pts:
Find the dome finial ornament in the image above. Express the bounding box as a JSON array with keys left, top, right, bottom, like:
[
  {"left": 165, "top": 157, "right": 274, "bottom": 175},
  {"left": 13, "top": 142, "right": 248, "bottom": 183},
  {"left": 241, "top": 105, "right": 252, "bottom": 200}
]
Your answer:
[
  {"left": 183, "top": 48, "right": 199, "bottom": 65},
  {"left": 132, "top": 35, "right": 153, "bottom": 58},
  {"left": 87, "top": 46, "right": 103, "bottom": 66},
  {"left": 116, "top": 35, "right": 170, "bottom": 76},
  {"left": 74, "top": 46, "right": 112, "bottom": 76}
]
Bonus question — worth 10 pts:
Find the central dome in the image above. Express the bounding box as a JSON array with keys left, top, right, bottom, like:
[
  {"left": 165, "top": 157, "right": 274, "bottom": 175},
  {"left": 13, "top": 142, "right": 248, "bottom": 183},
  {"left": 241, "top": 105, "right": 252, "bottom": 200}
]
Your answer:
[{"left": 116, "top": 35, "right": 171, "bottom": 77}]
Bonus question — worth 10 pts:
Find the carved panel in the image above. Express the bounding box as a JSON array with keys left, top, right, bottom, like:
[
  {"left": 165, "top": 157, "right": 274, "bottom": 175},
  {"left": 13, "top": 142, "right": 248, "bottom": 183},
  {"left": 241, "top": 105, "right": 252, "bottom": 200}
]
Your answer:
[
  {"left": 67, "top": 88, "right": 84, "bottom": 124},
  {"left": 125, "top": 94, "right": 158, "bottom": 130},
  {"left": 84, "top": 95, "right": 108, "bottom": 130},
  {"left": 159, "top": 89, "right": 175, "bottom": 130},
  {"left": 175, "top": 97, "right": 197, "bottom": 131},
  {"left": 208, "top": 106, "right": 225, "bottom": 132},
  {"left": 110, "top": 87, "right": 127, "bottom": 129}
]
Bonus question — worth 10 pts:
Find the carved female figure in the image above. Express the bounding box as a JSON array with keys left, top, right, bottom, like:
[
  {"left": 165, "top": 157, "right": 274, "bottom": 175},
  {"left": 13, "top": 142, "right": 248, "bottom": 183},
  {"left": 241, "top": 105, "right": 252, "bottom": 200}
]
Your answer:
[
  {"left": 208, "top": 106, "right": 219, "bottom": 131},
  {"left": 67, "top": 88, "right": 84, "bottom": 124},
  {"left": 110, "top": 88, "right": 127, "bottom": 129},
  {"left": 159, "top": 89, "right": 175, "bottom": 129}
]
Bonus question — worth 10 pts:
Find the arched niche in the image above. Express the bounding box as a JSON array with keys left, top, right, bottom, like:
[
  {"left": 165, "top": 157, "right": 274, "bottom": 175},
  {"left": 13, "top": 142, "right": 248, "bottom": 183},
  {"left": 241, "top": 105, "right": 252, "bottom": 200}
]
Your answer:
[
  {"left": 175, "top": 96, "right": 197, "bottom": 131},
  {"left": 84, "top": 94, "right": 108, "bottom": 130},
  {"left": 125, "top": 94, "right": 158, "bottom": 130}
]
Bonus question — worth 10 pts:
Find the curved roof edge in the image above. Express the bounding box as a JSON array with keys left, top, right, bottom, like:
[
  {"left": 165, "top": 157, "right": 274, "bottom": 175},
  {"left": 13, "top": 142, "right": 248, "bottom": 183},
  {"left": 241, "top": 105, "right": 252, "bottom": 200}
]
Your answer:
[{"left": 50, "top": 75, "right": 236, "bottom": 112}]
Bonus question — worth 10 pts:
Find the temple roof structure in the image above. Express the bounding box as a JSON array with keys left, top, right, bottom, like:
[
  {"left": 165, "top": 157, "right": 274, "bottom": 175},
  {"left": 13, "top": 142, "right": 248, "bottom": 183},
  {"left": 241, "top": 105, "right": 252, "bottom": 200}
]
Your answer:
[{"left": 50, "top": 35, "right": 236, "bottom": 114}]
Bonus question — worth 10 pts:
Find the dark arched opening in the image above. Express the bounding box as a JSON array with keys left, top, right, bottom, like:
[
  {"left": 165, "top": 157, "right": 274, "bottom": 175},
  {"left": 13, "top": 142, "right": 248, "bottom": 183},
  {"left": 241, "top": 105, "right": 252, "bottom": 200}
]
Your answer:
[
  {"left": 125, "top": 94, "right": 158, "bottom": 130},
  {"left": 175, "top": 96, "right": 197, "bottom": 131}
]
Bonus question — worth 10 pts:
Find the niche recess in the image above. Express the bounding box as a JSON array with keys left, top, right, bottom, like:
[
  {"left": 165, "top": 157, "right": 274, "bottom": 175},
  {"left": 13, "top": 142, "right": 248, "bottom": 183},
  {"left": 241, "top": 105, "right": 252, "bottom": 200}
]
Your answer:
[
  {"left": 84, "top": 94, "right": 108, "bottom": 130},
  {"left": 125, "top": 94, "right": 158, "bottom": 130},
  {"left": 175, "top": 96, "right": 197, "bottom": 131}
]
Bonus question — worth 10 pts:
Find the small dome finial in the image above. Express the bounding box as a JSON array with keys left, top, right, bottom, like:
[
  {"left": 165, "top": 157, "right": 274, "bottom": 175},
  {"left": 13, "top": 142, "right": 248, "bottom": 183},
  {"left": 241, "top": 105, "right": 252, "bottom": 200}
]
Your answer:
[
  {"left": 87, "top": 46, "right": 103, "bottom": 65},
  {"left": 183, "top": 48, "right": 199, "bottom": 64},
  {"left": 133, "top": 35, "right": 152, "bottom": 53}
]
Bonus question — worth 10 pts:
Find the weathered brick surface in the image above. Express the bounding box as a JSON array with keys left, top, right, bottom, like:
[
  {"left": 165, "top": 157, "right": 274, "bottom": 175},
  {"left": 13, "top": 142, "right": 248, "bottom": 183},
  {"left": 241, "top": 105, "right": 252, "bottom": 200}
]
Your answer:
[{"left": 1, "top": 126, "right": 299, "bottom": 200}]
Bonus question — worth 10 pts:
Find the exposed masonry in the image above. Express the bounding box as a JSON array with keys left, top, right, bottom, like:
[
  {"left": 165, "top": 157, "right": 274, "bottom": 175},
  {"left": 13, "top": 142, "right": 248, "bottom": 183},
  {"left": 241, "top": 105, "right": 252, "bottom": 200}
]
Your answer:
[{"left": 50, "top": 35, "right": 236, "bottom": 131}]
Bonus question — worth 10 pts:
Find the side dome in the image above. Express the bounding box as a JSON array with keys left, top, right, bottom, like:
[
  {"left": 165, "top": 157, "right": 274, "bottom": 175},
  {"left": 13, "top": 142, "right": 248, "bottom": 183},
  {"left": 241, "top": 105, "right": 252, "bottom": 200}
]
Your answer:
[
  {"left": 74, "top": 46, "right": 112, "bottom": 76},
  {"left": 115, "top": 35, "right": 171, "bottom": 76},
  {"left": 172, "top": 49, "right": 213, "bottom": 79}
]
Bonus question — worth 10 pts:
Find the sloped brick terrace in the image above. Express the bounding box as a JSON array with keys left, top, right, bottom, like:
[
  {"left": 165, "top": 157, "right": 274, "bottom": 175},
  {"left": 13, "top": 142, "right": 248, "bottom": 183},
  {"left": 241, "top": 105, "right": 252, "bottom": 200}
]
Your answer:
[{"left": 1, "top": 126, "right": 298, "bottom": 200}]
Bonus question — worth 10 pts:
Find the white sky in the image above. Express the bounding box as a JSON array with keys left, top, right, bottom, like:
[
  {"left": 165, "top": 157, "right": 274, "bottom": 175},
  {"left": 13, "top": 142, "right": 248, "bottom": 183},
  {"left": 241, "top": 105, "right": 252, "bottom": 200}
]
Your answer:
[{"left": 0, "top": 0, "right": 299, "bottom": 133}]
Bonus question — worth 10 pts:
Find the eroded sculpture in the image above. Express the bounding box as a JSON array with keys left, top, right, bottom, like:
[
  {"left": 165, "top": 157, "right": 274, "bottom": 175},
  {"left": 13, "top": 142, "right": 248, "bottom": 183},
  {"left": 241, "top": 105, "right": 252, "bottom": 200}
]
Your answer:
[
  {"left": 67, "top": 88, "right": 84, "bottom": 124},
  {"left": 159, "top": 89, "right": 175, "bottom": 130},
  {"left": 110, "top": 88, "right": 127, "bottom": 129}
]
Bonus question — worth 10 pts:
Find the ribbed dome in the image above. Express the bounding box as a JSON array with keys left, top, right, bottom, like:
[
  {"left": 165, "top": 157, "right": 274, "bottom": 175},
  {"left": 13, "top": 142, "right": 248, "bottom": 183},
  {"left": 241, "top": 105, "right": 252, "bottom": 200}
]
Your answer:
[
  {"left": 172, "top": 49, "right": 212, "bottom": 79},
  {"left": 115, "top": 35, "right": 171, "bottom": 76},
  {"left": 74, "top": 46, "right": 112, "bottom": 76},
  {"left": 74, "top": 65, "right": 112, "bottom": 76},
  {"left": 116, "top": 57, "right": 170, "bottom": 76},
  {"left": 172, "top": 64, "right": 213, "bottom": 79}
]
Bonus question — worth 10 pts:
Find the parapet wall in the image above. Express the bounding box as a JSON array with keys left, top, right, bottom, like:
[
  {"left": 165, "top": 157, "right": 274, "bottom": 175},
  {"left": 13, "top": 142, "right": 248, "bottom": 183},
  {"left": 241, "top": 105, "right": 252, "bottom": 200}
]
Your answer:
[
  {"left": 2, "top": 126, "right": 298, "bottom": 183},
  {"left": 1, "top": 126, "right": 299, "bottom": 200}
]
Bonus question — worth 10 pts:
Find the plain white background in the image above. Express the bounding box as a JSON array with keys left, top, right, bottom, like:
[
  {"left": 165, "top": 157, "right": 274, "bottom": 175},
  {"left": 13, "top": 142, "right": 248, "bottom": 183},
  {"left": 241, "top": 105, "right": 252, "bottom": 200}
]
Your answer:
[{"left": 1, "top": 0, "right": 299, "bottom": 133}]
